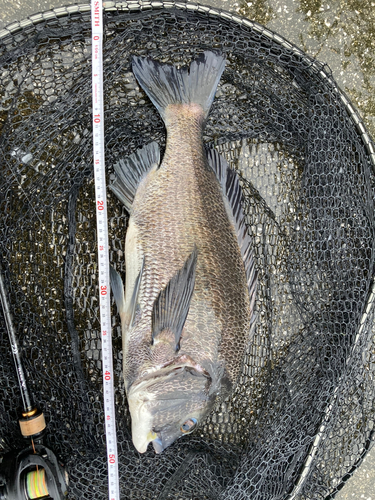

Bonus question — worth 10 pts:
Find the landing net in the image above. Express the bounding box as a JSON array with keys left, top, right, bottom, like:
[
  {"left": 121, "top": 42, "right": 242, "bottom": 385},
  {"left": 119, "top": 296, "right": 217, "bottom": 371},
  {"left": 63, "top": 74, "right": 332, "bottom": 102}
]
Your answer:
[{"left": 0, "top": 2, "right": 374, "bottom": 499}]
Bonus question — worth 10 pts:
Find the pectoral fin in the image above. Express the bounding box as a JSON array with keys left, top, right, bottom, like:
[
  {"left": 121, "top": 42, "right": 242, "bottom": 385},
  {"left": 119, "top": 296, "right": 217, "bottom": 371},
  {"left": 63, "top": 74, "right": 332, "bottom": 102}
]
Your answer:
[{"left": 152, "top": 247, "right": 198, "bottom": 351}]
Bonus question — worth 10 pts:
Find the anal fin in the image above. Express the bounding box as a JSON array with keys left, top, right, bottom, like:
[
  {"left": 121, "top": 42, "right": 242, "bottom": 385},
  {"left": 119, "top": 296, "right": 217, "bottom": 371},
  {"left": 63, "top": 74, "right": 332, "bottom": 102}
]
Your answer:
[
  {"left": 109, "top": 142, "right": 160, "bottom": 212},
  {"left": 152, "top": 247, "right": 198, "bottom": 351}
]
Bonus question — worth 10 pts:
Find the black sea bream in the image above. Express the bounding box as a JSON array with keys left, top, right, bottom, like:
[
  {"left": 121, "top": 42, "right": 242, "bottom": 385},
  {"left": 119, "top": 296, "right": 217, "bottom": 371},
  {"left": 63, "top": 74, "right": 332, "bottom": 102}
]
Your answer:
[{"left": 110, "top": 51, "right": 257, "bottom": 453}]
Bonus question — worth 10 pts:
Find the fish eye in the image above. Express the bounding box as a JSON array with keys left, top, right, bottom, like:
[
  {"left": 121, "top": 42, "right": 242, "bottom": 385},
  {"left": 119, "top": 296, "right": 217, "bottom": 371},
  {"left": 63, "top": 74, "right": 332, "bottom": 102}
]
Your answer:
[{"left": 180, "top": 418, "right": 198, "bottom": 434}]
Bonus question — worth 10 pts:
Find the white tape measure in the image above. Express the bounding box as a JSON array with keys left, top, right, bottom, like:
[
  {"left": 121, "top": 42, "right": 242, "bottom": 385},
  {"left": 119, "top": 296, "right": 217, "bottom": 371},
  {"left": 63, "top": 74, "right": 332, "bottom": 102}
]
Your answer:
[{"left": 91, "top": 1, "right": 120, "bottom": 499}]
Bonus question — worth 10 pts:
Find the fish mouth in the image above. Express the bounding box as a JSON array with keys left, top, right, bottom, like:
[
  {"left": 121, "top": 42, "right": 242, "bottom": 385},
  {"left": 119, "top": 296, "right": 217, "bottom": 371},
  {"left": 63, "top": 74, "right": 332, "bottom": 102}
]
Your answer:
[{"left": 128, "top": 355, "right": 212, "bottom": 454}]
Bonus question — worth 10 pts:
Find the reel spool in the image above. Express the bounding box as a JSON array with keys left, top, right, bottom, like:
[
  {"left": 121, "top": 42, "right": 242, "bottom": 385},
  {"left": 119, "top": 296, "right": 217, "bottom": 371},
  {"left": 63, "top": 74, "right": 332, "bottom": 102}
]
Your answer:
[{"left": 0, "top": 445, "right": 68, "bottom": 500}]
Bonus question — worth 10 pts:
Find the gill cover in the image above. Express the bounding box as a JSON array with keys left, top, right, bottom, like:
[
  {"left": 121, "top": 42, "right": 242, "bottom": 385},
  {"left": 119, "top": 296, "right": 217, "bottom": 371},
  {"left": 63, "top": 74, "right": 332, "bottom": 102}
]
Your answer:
[{"left": 128, "top": 362, "right": 212, "bottom": 454}]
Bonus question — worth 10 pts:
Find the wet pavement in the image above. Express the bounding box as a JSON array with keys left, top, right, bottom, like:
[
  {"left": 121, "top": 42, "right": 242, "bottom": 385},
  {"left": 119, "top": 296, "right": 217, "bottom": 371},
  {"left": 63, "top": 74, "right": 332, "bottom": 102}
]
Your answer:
[{"left": 0, "top": 1, "right": 374, "bottom": 498}]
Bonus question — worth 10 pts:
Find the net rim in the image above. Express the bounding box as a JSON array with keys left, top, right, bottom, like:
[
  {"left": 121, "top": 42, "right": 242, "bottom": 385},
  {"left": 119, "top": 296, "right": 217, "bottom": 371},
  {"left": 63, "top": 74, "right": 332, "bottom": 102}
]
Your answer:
[
  {"left": 1, "top": 0, "right": 374, "bottom": 168},
  {"left": 1, "top": 0, "right": 374, "bottom": 336},
  {"left": 0, "top": 0, "right": 374, "bottom": 167},
  {"left": 1, "top": 1, "right": 374, "bottom": 336},
  {"left": 1, "top": 2, "right": 375, "bottom": 494}
]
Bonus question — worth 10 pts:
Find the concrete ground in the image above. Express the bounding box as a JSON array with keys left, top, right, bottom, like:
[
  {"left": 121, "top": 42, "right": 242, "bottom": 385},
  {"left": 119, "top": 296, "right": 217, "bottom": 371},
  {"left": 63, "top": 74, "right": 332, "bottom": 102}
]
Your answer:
[{"left": 0, "top": 1, "right": 374, "bottom": 498}]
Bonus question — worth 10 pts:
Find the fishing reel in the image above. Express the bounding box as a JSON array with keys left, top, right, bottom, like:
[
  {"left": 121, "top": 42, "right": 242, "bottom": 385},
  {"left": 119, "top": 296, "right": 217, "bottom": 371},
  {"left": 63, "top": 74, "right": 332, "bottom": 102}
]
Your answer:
[
  {"left": 0, "top": 444, "right": 68, "bottom": 500},
  {"left": 0, "top": 269, "right": 68, "bottom": 500}
]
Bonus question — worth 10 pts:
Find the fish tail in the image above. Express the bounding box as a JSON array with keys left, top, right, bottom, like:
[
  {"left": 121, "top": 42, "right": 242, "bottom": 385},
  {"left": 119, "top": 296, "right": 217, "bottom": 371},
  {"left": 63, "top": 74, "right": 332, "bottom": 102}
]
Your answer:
[{"left": 132, "top": 51, "right": 226, "bottom": 122}]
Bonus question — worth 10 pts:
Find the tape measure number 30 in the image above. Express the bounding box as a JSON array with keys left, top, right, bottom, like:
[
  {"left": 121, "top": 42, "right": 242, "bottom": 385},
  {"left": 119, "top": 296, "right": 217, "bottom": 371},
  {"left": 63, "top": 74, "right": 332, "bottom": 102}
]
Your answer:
[{"left": 91, "top": 1, "right": 120, "bottom": 499}]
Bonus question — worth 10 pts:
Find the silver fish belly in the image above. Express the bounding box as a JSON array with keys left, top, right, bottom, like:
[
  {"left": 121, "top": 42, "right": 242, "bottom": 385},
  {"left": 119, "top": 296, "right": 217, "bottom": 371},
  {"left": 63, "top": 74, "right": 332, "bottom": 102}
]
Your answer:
[{"left": 109, "top": 51, "right": 257, "bottom": 454}]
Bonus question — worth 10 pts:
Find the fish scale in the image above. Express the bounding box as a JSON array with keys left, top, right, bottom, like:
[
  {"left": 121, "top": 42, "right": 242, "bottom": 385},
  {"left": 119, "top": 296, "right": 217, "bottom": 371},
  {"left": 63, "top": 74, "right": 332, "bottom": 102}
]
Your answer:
[
  {"left": 131, "top": 155, "right": 248, "bottom": 381},
  {"left": 110, "top": 51, "right": 257, "bottom": 454}
]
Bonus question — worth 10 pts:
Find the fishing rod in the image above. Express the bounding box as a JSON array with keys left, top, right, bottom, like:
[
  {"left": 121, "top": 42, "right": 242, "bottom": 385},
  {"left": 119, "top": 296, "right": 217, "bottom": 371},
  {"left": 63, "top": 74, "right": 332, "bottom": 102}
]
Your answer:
[{"left": 0, "top": 265, "right": 68, "bottom": 500}]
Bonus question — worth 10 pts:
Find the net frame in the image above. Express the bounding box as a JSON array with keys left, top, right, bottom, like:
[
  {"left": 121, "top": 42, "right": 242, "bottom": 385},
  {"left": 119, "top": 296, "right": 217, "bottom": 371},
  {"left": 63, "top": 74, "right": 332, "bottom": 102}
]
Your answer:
[{"left": 0, "top": 2, "right": 374, "bottom": 499}]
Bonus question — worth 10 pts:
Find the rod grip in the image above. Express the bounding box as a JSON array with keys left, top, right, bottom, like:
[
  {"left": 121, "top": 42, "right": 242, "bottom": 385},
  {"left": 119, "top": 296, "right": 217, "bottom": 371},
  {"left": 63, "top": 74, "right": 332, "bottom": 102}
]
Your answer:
[{"left": 19, "top": 409, "right": 46, "bottom": 438}]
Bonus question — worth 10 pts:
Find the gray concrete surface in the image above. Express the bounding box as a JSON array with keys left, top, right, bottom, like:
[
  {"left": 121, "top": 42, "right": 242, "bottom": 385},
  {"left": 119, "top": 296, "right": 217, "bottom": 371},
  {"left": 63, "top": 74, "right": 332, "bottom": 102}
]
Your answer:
[{"left": 0, "top": 0, "right": 374, "bottom": 498}]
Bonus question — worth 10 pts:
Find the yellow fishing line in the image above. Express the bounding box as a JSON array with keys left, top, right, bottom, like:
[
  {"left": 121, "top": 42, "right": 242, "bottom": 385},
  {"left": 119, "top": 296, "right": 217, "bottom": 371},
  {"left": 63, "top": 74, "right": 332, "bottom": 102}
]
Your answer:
[{"left": 26, "top": 468, "right": 48, "bottom": 499}]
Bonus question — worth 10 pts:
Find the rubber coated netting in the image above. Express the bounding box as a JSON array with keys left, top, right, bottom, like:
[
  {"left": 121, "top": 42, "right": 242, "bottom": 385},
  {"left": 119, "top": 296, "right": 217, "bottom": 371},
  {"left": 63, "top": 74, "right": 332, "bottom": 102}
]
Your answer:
[{"left": 0, "top": 2, "right": 375, "bottom": 499}]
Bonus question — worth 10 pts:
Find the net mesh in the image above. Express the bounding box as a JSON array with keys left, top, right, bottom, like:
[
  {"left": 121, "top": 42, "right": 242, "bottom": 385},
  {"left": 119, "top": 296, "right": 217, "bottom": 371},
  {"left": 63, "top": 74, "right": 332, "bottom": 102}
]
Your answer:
[{"left": 0, "top": 2, "right": 374, "bottom": 499}]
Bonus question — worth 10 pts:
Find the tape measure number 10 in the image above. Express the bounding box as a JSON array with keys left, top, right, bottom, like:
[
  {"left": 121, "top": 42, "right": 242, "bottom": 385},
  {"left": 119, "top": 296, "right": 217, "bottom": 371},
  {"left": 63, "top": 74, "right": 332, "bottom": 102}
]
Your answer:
[{"left": 91, "top": 1, "right": 120, "bottom": 499}]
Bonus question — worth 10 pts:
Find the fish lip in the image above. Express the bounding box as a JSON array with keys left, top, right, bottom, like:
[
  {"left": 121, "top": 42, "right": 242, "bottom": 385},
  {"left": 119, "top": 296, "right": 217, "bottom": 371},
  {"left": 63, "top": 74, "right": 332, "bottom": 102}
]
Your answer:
[
  {"left": 152, "top": 437, "right": 164, "bottom": 454},
  {"left": 129, "top": 355, "right": 211, "bottom": 394}
]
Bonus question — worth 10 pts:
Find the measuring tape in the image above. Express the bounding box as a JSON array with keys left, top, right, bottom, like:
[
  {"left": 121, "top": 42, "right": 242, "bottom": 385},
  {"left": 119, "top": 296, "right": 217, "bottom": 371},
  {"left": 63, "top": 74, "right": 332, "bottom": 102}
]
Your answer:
[{"left": 91, "top": 1, "right": 120, "bottom": 499}]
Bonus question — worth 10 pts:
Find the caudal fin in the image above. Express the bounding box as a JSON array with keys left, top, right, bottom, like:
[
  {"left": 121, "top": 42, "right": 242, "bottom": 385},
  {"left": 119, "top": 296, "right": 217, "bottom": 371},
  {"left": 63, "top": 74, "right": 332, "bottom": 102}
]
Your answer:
[{"left": 132, "top": 51, "right": 226, "bottom": 122}]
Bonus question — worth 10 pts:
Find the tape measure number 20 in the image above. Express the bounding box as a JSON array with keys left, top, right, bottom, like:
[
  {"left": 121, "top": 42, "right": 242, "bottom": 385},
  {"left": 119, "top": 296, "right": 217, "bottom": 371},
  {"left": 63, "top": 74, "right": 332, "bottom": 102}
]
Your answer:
[{"left": 91, "top": 1, "right": 120, "bottom": 499}]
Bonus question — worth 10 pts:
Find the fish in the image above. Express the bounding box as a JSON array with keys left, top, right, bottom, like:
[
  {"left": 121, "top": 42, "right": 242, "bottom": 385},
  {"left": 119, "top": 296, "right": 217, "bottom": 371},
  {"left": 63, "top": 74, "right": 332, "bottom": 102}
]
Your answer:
[{"left": 109, "top": 51, "right": 257, "bottom": 454}]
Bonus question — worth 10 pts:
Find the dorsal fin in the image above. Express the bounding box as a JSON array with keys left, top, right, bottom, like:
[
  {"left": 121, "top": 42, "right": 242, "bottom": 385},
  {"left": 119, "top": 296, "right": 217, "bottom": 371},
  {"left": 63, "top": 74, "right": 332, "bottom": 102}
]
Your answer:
[
  {"left": 207, "top": 148, "right": 257, "bottom": 308},
  {"left": 152, "top": 247, "right": 198, "bottom": 351},
  {"left": 109, "top": 142, "right": 160, "bottom": 212}
]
